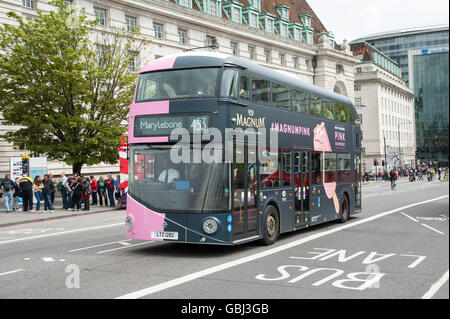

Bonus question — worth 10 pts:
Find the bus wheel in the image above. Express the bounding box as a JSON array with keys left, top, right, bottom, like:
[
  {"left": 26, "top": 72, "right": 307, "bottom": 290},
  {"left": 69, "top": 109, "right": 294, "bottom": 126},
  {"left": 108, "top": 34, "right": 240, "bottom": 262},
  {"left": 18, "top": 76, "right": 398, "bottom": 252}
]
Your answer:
[
  {"left": 339, "top": 195, "right": 349, "bottom": 223},
  {"left": 261, "top": 205, "right": 279, "bottom": 245}
]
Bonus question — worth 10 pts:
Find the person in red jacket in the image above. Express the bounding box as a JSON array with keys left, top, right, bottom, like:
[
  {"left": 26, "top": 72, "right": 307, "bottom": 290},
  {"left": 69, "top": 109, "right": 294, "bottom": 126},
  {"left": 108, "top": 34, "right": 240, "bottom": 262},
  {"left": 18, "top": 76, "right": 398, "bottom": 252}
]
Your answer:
[{"left": 90, "top": 176, "right": 98, "bottom": 205}]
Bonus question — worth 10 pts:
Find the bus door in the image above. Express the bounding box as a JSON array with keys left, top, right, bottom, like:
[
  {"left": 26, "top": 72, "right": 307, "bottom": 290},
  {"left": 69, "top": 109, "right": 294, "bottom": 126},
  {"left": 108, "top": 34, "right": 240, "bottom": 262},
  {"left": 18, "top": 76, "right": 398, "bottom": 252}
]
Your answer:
[
  {"left": 293, "top": 150, "right": 310, "bottom": 227},
  {"left": 232, "top": 144, "right": 259, "bottom": 241}
]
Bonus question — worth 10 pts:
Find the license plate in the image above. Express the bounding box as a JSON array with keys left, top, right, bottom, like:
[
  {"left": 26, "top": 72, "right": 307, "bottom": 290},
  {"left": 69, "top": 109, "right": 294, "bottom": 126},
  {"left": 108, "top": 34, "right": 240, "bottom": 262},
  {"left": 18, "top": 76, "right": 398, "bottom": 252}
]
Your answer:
[{"left": 151, "top": 231, "right": 179, "bottom": 240}]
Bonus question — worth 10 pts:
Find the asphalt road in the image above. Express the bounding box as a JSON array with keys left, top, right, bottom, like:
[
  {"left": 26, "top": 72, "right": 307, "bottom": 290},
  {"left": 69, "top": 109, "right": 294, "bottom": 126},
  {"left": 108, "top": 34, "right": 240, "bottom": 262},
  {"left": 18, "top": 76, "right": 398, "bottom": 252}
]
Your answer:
[{"left": 0, "top": 179, "right": 448, "bottom": 299}]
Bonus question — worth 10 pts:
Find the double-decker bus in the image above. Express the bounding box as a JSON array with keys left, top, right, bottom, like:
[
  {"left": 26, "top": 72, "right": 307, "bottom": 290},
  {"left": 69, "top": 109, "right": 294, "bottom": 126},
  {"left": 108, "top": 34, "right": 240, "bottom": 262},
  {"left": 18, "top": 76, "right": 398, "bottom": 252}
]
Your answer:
[{"left": 125, "top": 52, "right": 362, "bottom": 245}]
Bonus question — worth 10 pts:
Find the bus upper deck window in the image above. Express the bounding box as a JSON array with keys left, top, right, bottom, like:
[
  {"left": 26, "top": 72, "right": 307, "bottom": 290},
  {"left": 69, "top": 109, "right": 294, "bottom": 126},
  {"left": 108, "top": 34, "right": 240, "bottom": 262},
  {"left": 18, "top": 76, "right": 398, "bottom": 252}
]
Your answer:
[
  {"left": 336, "top": 103, "right": 349, "bottom": 123},
  {"left": 310, "top": 95, "right": 322, "bottom": 117},
  {"left": 272, "top": 83, "right": 290, "bottom": 108},
  {"left": 221, "top": 69, "right": 239, "bottom": 98},
  {"left": 239, "top": 74, "right": 250, "bottom": 100},
  {"left": 293, "top": 89, "right": 308, "bottom": 114},
  {"left": 322, "top": 100, "right": 335, "bottom": 120},
  {"left": 252, "top": 77, "right": 270, "bottom": 104}
]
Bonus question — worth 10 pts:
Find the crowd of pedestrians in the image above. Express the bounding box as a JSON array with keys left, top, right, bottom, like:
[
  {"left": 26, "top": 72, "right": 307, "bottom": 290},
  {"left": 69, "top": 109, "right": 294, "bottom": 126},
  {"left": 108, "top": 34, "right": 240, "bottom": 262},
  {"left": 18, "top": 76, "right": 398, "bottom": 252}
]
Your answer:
[{"left": 1, "top": 172, "right": 123, "bottom": 213}]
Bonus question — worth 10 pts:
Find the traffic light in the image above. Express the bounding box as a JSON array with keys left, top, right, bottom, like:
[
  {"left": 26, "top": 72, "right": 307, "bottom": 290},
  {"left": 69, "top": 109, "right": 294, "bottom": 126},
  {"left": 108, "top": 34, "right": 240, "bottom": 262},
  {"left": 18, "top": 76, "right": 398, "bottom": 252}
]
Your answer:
[
  {"left": 382, "top": 160, "right": 385, "bottom": 166},
  {"left": 21, "top": 155, "right": 30, "bottom": 176},
  {"left": 373, "top": 159, "right": 378, "bottom": 166}
]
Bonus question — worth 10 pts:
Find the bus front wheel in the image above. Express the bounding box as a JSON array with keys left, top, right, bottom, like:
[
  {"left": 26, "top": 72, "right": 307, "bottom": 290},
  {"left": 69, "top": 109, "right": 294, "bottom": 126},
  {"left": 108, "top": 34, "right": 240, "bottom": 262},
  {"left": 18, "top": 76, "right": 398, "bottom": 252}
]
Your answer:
[{"left": 261, "top": 205, "right": 279, "bottom": 245}]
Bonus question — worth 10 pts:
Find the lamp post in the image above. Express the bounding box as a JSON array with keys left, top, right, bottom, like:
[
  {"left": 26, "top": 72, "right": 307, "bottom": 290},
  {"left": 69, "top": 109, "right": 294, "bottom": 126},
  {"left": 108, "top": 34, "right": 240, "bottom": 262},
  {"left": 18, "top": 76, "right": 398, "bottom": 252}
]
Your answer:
[{"left": 398, "top": 120, "right": 412, "bottom": 170}]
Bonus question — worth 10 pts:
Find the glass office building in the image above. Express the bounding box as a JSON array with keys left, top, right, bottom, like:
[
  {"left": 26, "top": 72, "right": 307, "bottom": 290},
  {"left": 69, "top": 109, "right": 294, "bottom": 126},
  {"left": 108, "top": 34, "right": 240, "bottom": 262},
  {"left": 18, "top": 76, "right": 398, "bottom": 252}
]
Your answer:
[
  {"left": 353, "top": 25, "right": 449, "bottom": 167},
  {"left": 352, "top": 25, "right": 449, "bottom": 87},
  {"left": 411, "top": 50, "right": 449, "bottom": 166}
]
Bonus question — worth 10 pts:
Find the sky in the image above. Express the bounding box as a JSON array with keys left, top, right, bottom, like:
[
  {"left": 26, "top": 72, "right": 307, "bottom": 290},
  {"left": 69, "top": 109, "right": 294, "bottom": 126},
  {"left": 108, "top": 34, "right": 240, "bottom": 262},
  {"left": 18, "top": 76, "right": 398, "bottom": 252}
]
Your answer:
[{"left": 306, "top": 0, "right": 449, "bottom": 44}]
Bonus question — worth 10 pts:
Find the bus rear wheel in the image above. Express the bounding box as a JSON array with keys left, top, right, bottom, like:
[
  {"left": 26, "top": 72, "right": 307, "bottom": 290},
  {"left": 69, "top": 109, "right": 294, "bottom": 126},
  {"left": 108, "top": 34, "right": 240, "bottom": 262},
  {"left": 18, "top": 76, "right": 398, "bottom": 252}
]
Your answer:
[
  {"left": 339, "top": 195, "right": 349, "bottom": 223},
  {"left": 261, "top": 205, "right": 279, "bottom": 245}
]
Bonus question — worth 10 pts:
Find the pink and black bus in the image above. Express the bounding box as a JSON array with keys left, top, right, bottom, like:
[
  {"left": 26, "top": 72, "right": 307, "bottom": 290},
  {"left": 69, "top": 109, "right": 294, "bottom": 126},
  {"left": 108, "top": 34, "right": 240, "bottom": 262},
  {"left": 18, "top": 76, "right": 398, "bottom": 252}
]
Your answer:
[{"left": 125, "top": 52, "right": 362, "bottom": 245}]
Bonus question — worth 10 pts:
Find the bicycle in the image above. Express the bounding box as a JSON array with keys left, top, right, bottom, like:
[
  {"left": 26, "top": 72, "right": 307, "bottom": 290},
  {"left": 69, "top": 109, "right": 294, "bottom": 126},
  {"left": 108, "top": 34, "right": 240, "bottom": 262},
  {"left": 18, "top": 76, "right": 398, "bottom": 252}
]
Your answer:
[{"left": 390, "top": 180, "right": 396, "bottom": 190}]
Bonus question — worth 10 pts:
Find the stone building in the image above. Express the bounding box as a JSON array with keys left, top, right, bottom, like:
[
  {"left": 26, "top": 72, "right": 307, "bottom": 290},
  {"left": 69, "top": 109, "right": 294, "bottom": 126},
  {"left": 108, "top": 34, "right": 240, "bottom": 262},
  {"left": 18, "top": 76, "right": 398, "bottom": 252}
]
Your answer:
[{"left": 350, "top": 41, "right": 415, "bottom": 173}]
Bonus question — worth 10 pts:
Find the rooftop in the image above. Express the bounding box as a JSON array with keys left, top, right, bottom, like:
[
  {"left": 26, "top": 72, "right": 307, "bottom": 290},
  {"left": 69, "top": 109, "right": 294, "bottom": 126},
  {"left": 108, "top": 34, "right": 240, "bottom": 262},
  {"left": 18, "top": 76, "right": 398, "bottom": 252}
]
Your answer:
[{"left": 351, "top": 24, "right": 449, "bottom": 42}]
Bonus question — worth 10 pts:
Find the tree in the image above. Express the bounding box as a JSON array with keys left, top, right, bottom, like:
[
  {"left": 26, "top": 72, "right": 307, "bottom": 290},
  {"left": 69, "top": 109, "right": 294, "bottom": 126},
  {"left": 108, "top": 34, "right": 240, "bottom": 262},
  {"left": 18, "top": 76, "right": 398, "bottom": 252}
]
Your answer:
[{"left": 0, "top": 0, "right": 148, "bottom": 174}]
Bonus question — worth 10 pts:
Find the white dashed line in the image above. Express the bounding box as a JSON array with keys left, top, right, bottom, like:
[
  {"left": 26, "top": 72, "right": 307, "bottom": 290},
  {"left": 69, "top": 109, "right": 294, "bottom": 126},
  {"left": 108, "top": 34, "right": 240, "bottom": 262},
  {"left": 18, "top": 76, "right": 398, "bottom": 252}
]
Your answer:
[{"left": 420, "top": 223, "right": 445, "bottom": 235}]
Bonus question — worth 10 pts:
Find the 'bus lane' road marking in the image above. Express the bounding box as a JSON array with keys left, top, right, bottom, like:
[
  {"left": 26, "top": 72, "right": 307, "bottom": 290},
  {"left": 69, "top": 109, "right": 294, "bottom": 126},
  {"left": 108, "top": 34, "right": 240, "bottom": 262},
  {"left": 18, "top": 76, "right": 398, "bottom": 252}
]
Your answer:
[{"left": 116, "top": 194, "right": 449, "bottom": 299}]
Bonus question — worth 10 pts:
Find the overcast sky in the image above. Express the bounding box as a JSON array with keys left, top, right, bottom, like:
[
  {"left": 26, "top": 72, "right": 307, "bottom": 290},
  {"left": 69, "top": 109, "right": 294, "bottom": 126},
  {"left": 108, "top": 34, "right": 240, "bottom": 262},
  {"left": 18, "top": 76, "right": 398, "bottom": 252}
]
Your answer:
[{"left": 306, "top": 0, "right": 449, "bottom": 44}]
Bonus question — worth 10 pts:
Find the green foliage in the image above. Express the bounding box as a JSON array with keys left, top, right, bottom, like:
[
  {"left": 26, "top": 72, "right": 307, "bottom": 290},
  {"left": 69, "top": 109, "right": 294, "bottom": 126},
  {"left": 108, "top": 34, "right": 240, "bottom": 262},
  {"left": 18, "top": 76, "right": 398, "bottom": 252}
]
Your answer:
[{"left": 0, "top": 0, "right": 149, "bottom": 173}]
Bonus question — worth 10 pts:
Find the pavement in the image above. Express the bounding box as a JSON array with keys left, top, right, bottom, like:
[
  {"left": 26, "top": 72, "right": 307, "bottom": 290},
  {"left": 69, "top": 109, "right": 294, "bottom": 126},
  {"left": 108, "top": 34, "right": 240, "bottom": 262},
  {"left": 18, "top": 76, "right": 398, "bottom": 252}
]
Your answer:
[{"left": 0, "top": 178, "right": 448, "bottom": 300}]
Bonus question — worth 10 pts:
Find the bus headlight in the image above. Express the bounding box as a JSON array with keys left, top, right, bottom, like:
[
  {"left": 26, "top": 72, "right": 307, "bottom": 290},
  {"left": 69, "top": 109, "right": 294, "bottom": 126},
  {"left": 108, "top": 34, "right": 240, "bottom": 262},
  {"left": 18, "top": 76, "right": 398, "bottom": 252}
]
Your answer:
[
  {"left": 125, "top": 216, "right": 134, "bottom": 231},
  {"left": 202, "top": 218, "right": 218, "bottom": 235}
]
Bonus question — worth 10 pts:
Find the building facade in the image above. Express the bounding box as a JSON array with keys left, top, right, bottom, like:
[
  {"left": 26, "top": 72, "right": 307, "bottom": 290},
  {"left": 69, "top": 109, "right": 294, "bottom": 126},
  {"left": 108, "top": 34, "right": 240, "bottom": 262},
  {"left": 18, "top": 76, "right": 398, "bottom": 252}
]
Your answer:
[
  {"left": 0, "top": 0, "right": 358, "bottom": 176},
  {"left": 350, "top": 42, "right": 415, "bottom": 173},
  {"left": 353, "top": 25, "right": 449, "bottom": 168},
  {"left": 409, "top": 48, "right": 449, "bottom": 166},
  {"left": 352, "top": 24, "right": 449, "bottom": 87}
]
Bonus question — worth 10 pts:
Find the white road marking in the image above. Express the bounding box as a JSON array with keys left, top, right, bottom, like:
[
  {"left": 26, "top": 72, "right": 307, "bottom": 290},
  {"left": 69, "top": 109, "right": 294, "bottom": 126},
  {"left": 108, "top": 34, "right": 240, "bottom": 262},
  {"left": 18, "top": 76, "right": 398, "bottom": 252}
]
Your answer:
[
  {"left": 0, "top": 223, "right": 123, "bottom": 246},
  {"left": 0, "top": 269, "right": 24, "bottom": 277},
  {"left": 42, "top": 257, "right": 55, "bottom": 262},
  {"left": 68, "top": 239, "right": 133, "bottom": 252},
  {"left": 420, "top": 223, "right": 445, "bottom": 235},
  {"left": 401, "top": 212, "right": 419, "bottom": 223},
  {"left": 116, "top": 194, "right": 449, "bottom": 299},
  {"left": 422, "top": 270, "right": 449, "bottom": 299},
  {"left": 119, "top": 242, "right": 132, "bottom": 246},
  {"left": 97, "top": 242, "right": 154, "bottom": 254}
]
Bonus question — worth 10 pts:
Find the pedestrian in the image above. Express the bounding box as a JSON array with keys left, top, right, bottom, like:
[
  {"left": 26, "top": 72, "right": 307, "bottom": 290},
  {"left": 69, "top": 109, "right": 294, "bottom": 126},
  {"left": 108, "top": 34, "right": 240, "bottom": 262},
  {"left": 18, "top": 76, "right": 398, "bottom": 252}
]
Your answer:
[
  {"left": 66, "top": 174, "right": 77, "bottom": 210},
  {"left": 105, "top": 175, "right": 115, "bottom": 207},
  {"left": 0, "top": 174, "right": 16, "bottom": 213},
  {"left": 81, "top": 176, "right": 90, "bottom": 211},
  {"left": 33, "top": 175, "right": 44, "bottom": 213},
  {"left": 114, "top": 175, "right": 121, "bottom": 206},
  {"left": 13, "top": 177, "right": 20, "bottom": 211},
  {"left": 59, "top": 173, "right": 69, "bottom": 209},
  {"left": 97, "top": 176, "right": 107, "bottom": 206},
  {"left": 71, "top": 177, "right": 82, "bottom": 211},
  {"left": 19, "top": 174, "right": 34, "bottom": 212},
  {"left": 42, "top": 175, "right": 55, "bottom": 213},
  {"left": 48, "top": 173, "right": 55, "bottom": 205},
  {"left": 90, "top": 176, "right": 98, "bottom": 206}
]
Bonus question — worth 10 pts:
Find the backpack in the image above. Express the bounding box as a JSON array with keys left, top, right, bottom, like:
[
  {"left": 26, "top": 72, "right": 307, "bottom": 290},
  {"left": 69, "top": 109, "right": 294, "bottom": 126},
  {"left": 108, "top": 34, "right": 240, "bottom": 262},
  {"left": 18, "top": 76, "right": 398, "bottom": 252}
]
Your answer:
[{"left": 4, "top": 180, "right": 12, "bottom": 192}]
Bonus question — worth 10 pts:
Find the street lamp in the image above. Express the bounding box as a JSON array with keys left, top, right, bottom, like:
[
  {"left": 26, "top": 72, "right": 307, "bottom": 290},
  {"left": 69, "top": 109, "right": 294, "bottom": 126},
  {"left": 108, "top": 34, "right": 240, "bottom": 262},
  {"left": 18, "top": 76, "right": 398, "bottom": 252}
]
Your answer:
[{"left": 398, "top": 120, "right": 412, "bottom": 169}]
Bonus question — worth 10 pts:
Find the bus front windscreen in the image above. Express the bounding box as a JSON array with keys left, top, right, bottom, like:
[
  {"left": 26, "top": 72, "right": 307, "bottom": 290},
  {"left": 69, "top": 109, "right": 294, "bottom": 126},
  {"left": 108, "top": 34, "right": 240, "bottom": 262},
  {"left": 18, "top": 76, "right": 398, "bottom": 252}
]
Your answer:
[
  {"left": 129, "top": 144, "right": 230, "bottom": 212},
  {"left": 136, "top": 68, "right": 219, "bottom": 102}
]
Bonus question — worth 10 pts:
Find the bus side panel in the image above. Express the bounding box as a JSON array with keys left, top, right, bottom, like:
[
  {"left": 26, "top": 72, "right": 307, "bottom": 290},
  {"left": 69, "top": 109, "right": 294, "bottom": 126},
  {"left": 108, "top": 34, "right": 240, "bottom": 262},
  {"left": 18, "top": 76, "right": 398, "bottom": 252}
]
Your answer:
[{"left": 309, "top": 185, "right": 335, "bottom": 225}]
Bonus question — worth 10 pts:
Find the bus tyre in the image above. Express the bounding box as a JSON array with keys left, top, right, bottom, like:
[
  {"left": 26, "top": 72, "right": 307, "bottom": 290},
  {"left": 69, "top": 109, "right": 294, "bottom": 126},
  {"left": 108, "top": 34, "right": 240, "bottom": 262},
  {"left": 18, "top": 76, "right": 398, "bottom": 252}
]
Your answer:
[
  {"left": 339, "top": 195, "right": 349, "bottom": 223},
  {"left": 261, "top": 205, "right": 279, "bottom": 245}
]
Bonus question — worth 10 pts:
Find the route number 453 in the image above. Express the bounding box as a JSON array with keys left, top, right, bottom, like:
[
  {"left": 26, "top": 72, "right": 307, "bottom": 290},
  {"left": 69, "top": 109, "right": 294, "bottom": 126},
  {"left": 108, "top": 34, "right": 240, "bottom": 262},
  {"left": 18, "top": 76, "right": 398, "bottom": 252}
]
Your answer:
[{"left": 190, "top": 118, "right": 207, "bottom": 132}]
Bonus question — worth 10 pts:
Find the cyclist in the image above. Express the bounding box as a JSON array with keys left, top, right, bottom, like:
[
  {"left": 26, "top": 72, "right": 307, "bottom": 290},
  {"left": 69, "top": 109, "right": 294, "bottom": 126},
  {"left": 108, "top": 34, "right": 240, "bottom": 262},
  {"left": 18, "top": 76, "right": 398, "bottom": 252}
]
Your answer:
[{"left": 389, "top": 169, "right": 397, "bottom": 190}]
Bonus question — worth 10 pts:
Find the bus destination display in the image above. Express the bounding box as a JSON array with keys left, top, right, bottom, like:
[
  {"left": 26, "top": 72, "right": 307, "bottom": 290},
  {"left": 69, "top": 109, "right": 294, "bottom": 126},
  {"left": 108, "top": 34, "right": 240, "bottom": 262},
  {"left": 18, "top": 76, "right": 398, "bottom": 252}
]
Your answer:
[{"left": 134, "top": 114, "right": 210, "bottom": 137}]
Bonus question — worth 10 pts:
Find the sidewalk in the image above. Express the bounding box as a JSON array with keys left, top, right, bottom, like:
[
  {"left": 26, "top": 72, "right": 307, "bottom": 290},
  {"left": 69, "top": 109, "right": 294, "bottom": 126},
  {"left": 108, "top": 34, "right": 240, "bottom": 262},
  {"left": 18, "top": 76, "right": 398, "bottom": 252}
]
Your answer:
[{"left": 0, "top": 195, "right": 124, "bottom": 227}]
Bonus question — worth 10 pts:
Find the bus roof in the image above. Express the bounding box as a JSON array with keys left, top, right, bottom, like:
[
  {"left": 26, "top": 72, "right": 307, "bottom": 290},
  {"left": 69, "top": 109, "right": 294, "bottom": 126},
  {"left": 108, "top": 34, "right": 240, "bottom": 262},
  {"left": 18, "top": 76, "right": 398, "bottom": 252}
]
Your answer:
[{"left": 139, "top": 52, "right": 356, "bottom": 112}]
